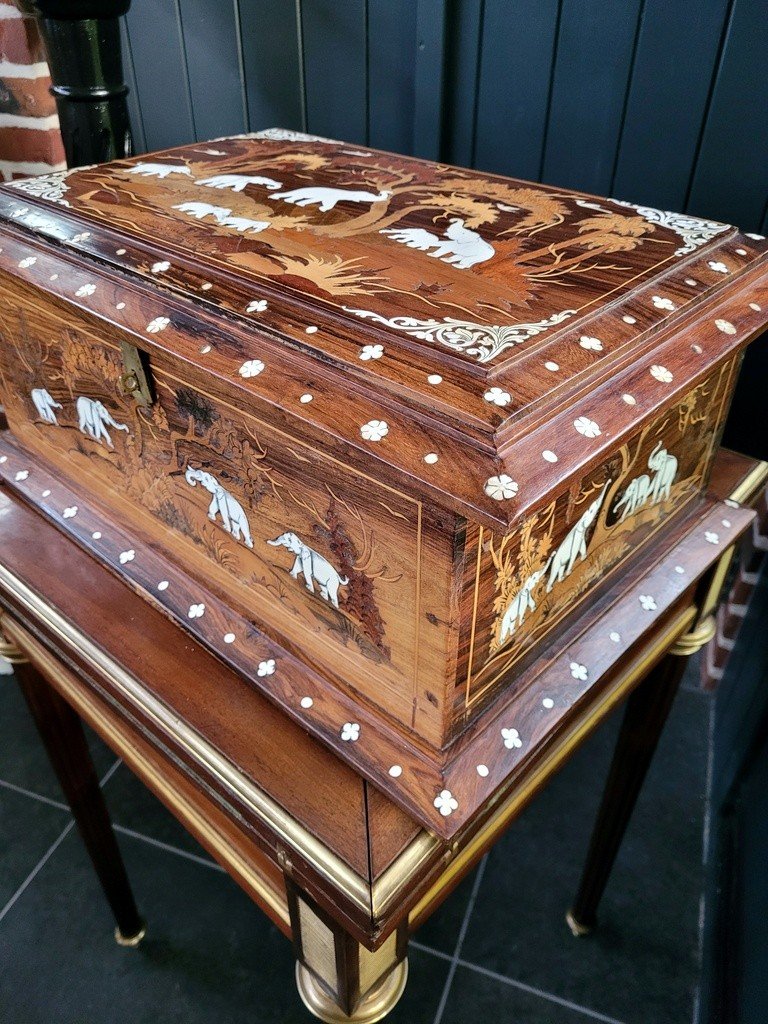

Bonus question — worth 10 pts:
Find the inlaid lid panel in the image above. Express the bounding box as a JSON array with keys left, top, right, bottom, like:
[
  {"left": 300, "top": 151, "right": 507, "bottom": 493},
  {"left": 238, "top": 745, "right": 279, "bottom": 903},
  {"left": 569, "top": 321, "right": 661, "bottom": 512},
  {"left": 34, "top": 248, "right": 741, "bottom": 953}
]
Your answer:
[{"left": 1, "top": 128, "right": 766, "bottom": 529}]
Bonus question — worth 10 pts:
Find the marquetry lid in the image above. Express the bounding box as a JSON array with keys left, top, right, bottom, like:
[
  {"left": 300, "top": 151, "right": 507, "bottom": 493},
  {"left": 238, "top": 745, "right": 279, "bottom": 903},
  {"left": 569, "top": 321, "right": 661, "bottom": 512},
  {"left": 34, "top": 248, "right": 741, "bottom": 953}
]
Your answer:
[{"left": 1, "top": 128, "right": 767, "bottom": 529}]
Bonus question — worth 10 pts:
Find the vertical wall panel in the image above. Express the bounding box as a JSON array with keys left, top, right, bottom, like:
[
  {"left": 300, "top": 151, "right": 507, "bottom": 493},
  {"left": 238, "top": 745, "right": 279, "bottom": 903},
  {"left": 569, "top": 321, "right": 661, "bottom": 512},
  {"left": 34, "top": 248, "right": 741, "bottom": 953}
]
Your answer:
[
  {"left": 238, "top": 0, "right": 303, "bottom": 132},
  {"left": 367, "top": 0, "right": 417, "bottom": 153},
  {"left": 442, "top": 0, "right": 483, "bottom": 168},
  {"left": 177, "top": 0, "right": 246, "bottom": 141},
  {"left": 687, "top": 0, "right": 768, "bottom": 232},
  {"left": 120, "top": 18, "right": 147, "bottom": 154},
  {"left": 541, "top": 0, "right": 642, "bottom": 194},
  {"left": 412, "top": 0, "right": 448, "bottom": 159},
  {"left": 302, "top": 0, "right": 367, "bottom": 143},
  {"left": 611, "top": 0, "right": 729, "bottom": 211},
  {"left": 123, "top": 0, "right": 196, "bottom": 150},
  {"left": 472, "top": 0, "right": 559, "bottom": 181}
]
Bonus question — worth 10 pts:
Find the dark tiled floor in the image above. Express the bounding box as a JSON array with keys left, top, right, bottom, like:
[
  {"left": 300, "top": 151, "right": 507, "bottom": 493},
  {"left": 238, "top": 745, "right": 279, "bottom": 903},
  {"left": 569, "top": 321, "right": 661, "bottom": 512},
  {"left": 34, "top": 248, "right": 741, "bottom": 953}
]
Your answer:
[{"left": 0, "top": 659, "right": 712, "bottom": 1024}]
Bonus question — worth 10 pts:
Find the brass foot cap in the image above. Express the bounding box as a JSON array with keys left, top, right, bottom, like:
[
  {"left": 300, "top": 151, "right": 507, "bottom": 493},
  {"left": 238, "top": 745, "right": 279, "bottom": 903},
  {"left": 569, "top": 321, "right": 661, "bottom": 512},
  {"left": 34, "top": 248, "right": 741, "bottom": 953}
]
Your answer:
[
  {"left": 296, "top": 959, "right": 408, "bottom": 1024},
  {"left": 114, "top": 923, "right": 147, "bottom": 948},
  {"left": 566, "top": 910, "right": 593, "bottom": 937}
]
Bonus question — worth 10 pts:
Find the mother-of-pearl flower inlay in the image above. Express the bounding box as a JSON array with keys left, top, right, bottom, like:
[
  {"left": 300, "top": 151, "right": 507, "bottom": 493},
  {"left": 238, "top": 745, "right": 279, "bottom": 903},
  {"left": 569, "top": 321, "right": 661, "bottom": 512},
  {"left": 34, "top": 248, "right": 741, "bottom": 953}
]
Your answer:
[
  {"left": 570, "top": 661, "right": 588, "bottom": 681},
  {"left": 434, "top": 790, "right": 458, "bottom": 816},
  {"left": 579, "top": 335, "right": 603, "bottom": 351},
  {"left": 573, "top": 416, "right": 601, "bottom": 438},
  {"left": 146, "top": 316, "right": 170, "bottom": 333},
  {"left": 360, "top": 420, "right": 388, "bottom": 441},
  {"left": 359, "top": 344, "right": 384, "bottom": 360},
  {"left": 639, "top": 594, "right": 657, "bottom": 611},
  {"left": 484, "top": 475, "right": 518, "bottom": 500},
  {"left": 652, "top": 295, "right": 676, "bottom": 311},
  {"left": 650, "top": 365, "right": 673, "bottom": 384},
  {"left": 715, "top": 319, "right": 736, "bottom": 335},
  {"left": 501, "top": 727, "right": 522, "bottom": 749},
  {"left": 239, "top": 359, "right": 265, "bottom": 378},
  {"left": 340, "top": 722, "right": 360, "bottom": 741},
  {"left": 258, "top": 659, "right": 276, "bottom": 676},
  {"left": 484, "top": 387, "right": 512, "bottom": 406}
]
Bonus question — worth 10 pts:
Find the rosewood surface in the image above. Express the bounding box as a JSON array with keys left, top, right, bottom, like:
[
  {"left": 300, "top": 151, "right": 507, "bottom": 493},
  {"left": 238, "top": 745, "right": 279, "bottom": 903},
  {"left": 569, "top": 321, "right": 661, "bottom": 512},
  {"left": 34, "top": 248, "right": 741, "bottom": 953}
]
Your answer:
[{"left": 0, "top": 130, "right": 766, "bottom": 832}]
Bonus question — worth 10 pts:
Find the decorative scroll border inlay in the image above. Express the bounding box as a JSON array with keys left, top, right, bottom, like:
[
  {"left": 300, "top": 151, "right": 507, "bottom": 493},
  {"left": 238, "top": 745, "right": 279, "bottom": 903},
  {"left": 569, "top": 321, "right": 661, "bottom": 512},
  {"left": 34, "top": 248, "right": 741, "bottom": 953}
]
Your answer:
[
  {"left": 341, "top": 307, "right": 577, "bottom": 363},
  {"left": 613, "top": 199, "right": 730, "bottom": 256},
  {"left": 7, "top": 166, "right": 93, "bottom": 208}
]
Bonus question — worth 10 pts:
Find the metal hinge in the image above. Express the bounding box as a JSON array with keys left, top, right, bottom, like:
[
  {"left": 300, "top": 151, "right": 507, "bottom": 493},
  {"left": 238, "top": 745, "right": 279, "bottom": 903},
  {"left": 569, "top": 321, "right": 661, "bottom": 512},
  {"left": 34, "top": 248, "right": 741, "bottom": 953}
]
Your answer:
[{"left": 118, "top": 341, "right": 154, "bottom": 407}]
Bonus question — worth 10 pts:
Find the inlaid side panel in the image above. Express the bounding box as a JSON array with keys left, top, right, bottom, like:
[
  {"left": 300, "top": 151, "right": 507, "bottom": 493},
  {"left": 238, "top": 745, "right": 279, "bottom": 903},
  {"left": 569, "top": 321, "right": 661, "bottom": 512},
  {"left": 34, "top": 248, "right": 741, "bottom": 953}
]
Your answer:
[
  {"left": 453, "top": 359, "right": 738, "bottom": 724},
  {"left": 0, "top": 284, "right": 456, "bottom": 747}
]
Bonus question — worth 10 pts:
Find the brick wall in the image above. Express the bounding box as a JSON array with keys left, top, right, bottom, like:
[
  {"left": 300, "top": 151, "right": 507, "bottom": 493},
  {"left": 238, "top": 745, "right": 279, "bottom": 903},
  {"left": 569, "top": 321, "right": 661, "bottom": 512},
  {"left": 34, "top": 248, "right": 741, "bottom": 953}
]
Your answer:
[{"left": 0, "top": 1, "right": 65, "bottom": 180}]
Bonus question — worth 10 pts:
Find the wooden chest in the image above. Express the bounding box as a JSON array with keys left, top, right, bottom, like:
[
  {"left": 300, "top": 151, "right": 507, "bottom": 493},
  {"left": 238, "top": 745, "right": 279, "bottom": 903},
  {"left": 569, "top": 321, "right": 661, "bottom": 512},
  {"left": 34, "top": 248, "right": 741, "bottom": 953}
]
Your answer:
[{"left": 0, "top": 128, "right": 765, "bottom": 832}]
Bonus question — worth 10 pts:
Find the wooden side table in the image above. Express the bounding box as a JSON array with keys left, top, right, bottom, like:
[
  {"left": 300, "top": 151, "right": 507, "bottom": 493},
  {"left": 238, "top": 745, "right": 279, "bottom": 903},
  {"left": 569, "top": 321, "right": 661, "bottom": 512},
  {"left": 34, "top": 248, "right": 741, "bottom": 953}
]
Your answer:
[{"left": 0, "top": 453, "right": 762, "bottom": 1022}]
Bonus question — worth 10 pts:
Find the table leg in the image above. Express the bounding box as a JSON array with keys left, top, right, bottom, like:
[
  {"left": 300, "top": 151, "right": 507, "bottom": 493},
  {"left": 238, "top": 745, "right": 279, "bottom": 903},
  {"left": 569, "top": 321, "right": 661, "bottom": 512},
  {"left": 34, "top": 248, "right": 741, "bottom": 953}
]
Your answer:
[
  {"left": 3, "top": 633, "right": 146, "bottom": 946},
  {"left": 286, "top": 874, "right": 408, "bottom": 1022},
  {"left": 566, "top": 644, "right": 693, "bottom": 936}
]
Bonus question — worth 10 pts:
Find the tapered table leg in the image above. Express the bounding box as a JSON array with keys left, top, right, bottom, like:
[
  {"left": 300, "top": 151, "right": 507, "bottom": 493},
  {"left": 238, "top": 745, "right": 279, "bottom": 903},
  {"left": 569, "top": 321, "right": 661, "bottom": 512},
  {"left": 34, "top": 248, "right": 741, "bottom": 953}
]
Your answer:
[
  {"left": 3, "top": 632, "right": 145, "bottom": 945},
  {"left": 566, "top": 619, "right": 714, "bottom": 936}
]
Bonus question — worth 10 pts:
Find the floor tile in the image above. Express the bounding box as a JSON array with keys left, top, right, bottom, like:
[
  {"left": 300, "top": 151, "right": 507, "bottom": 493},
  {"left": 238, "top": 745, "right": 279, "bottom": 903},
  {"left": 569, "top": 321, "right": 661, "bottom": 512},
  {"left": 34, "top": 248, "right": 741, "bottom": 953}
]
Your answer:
[
  {"left": 460, "top": 681, "right": 709, "bottom": 1024},
  {"left": 0, "top": 824, "right": 448, "bottom": 1024},
  {"left": 440, "top": 964, "right": 613, "bottom": 1024},
  {"left": 102, "top": 761, "right": 216, "bottom": 861},
  {"left": 414, "top": 866, "right": 479, "bottom": 955},
  {"left": 0, "top": 672, "right": 115, "bottom": 801},
  {"left": 0, "top": 787, "right": 71, "bottom": 910}
]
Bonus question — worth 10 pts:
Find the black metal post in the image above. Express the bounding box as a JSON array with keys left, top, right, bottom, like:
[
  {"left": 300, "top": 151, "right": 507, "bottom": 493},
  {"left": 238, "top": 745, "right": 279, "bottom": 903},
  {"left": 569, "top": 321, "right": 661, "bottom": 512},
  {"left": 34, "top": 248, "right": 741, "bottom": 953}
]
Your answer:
[{"left": 18, "top": 0, "right": 133, "bottom": 167}]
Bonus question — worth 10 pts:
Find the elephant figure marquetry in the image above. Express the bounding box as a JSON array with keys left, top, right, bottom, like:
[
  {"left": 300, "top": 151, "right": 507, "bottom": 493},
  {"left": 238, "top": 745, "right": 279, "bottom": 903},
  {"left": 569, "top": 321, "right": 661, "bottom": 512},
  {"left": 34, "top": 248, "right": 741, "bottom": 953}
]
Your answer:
[
  {"left": 268, "top": 531, "right": 349, "bottom": 609},
  {"left": 498, "top": 562, "right": 551, "bottom": 644},
  {"left": 184, "top": 466, "right": 254, "bottom": 548},
  {"left": 546, "top": 480, "right": 611, "bottom": 593},
  {"left": 614, "top": 473, "right": 652, "bottom": 521},
  {"left": 647, "top": 444, "right": 678, "bottom": 504},
  {"left": 31, "top": 387, "right": 62, "bottom": 425},
  {"left": 76, "top": 396, "right": 129, "bottom": 448}
]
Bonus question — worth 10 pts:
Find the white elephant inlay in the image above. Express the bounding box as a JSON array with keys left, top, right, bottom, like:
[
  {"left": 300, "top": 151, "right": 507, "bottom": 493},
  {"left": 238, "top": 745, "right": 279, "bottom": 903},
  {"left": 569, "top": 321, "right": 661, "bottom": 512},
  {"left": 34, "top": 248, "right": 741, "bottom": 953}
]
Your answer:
[
  {"left": 498, "top": 563, "right": 551, "bottom": 643},
  {"left": 173, "top": 202, "right": 269, "bottom": 234},
  {"left": 197, "top": 173, "right": 283, "bottom": 192},
  {"left": 185, "top": 467, "right": 254, "bottom": 548},
  {"left": 31, "top": 388, "right": 62, "bottom": 425},
  {"left": 546, "top": 480, "right": 610, "bottom": 593},
  {"left": 269, "top": 186, "right": 391, "bottom": 212},
  {"left": 615, "top": 444, "right": 678, "bottom": 522},
  {"left": 381, "top": 218, "right": 495, "bottom": 270},
  {"left": 268, "top": 531, "right": 349, "bottom": 609},
  {"left": 128, "top": 162, "right": 191, "bottom": 179},
  {"left": 76, "top": 397, "right": 129, "bottom": 448}
]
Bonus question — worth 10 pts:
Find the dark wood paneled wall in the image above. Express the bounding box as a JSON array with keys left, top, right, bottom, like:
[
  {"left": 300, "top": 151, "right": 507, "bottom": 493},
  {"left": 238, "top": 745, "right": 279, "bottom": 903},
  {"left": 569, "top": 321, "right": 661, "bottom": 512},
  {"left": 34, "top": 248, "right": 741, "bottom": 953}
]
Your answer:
[
  {"left": 120, "top": 0, "right": 767, "bottom": 233},
  {"left": 119, "top": 0, "right": 767, "bottom": 455}
]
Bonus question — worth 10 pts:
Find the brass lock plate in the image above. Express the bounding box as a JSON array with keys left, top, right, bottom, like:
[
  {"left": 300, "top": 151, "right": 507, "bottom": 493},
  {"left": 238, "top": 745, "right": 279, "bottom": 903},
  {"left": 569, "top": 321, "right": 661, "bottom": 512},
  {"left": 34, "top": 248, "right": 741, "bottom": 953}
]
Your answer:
[{"left": 119, "top": 341, "right": 154, "bottom": 407}]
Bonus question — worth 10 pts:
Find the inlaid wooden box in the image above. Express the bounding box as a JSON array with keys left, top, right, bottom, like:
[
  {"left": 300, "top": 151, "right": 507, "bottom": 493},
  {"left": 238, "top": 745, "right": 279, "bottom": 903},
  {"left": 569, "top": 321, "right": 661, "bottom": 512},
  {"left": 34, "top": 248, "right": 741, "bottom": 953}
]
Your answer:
[{"left": 0, "top": 128, "right": 765, "bottom": 831}]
